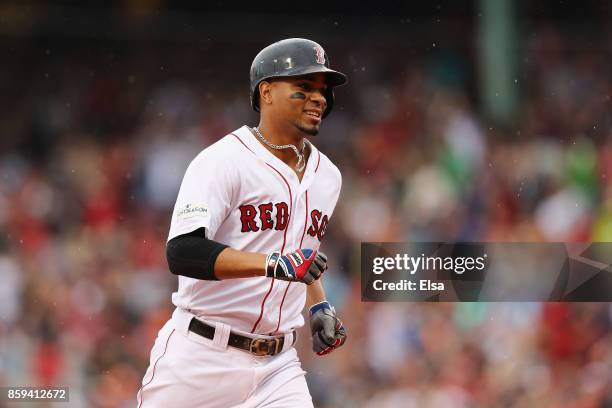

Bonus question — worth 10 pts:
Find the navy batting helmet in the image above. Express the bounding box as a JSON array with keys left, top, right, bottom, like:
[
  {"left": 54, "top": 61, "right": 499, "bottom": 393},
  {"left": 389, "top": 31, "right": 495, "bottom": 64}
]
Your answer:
[{"left": 250, "top": 38, "right": 348, "bottom": 118}]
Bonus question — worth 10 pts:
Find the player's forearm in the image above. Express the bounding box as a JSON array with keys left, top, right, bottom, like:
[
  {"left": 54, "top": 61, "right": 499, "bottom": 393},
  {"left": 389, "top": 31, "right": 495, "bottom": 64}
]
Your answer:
[
  {"left": 167, "top": 229, "right": 326, "bottom": 282},
  {"left": 306, "top": 279, "right": 327, "bottom": 308},
  {"left": 166, "top": 229, "right": 266, "bottom": 280},
  {"left": 214, "top": 247, "right": 267, "bottom": 279}
]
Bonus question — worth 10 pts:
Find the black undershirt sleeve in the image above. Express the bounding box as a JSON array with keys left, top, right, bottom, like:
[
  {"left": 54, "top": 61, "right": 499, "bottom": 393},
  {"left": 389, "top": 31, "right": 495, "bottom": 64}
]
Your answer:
[{"left": 166, "top": 227, "right": 229, "bottom": 281}]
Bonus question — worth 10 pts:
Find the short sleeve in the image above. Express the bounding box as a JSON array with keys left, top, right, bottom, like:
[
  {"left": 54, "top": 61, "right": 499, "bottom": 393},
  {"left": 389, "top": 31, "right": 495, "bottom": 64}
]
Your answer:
[{"left": 167, "top": 148, "right": 236, "bottom": 242}]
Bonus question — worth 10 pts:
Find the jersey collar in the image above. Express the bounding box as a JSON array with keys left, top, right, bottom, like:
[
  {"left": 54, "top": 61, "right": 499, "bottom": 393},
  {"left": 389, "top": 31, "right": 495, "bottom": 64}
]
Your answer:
[{"left": 233, "top": 125, "right": 320, "bottom": 190}]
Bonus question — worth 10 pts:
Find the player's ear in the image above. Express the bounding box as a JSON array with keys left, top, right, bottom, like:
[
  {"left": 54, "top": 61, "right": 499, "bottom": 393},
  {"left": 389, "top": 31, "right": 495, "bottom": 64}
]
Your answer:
[{"left": 259, "top": 81, "right": 274, "bottom": 107}]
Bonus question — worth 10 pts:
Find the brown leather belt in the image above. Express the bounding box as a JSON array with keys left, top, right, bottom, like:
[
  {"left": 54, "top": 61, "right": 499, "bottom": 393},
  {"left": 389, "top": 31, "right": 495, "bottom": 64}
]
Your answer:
[{"left": 188, "top": 317, "right": 296, "bottom": 356}]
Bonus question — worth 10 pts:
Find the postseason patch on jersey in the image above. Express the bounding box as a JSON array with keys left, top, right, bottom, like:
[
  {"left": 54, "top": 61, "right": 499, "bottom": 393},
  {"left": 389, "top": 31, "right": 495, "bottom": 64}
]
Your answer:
[{"left": 176, "top": 203, "right": 209, "bottom": 220}]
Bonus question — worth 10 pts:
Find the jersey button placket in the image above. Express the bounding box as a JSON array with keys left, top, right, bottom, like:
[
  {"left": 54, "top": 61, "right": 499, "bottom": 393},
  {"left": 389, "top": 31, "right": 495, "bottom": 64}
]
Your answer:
[
  {"left": 273, "top": 178, "right": 301, "bottom": 334},
  {"left": 264, "top": 169, "right": 296, "bottom": 334},
  {"left": 289, "top": 179, "right": 304, "bottom": 251}
]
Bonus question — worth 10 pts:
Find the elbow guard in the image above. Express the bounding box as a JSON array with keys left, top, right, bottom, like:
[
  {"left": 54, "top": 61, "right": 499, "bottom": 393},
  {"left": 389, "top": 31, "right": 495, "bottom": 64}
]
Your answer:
[{"left": 166, "top": 227, "right": 228, "bottom": 281}]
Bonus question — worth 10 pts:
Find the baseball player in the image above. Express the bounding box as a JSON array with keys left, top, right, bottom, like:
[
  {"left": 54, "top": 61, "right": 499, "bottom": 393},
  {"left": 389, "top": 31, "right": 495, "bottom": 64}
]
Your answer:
[{"left": 137, "top": 38, "right": 347, "bottom": 407}]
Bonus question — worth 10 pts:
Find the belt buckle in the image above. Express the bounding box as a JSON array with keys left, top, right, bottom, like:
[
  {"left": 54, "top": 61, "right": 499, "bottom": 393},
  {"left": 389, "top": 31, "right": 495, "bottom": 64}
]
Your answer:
[{"left": 249, "top": 338, "right": 281, "bottom": 356}]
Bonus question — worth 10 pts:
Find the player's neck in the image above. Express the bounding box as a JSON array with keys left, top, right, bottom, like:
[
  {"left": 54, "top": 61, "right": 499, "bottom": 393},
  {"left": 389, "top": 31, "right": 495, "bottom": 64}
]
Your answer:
[
  {"left": 256, "top": 121, "right": 304, "bottom": 147},
  {"left": 253, "top": 122, "right": 309, "bottom": 168}
]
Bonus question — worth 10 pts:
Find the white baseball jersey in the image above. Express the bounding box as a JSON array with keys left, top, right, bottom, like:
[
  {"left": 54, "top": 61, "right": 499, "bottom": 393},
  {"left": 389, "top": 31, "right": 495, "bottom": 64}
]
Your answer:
[{"left": 167, "top": 125, "right": 342, "bottom": 335}]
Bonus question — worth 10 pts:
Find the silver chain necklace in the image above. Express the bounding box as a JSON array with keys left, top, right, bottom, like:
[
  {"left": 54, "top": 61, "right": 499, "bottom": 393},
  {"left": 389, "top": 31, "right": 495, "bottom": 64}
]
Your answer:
[{"left": 253, "top": 127, "right": 307, "bottom": 173}]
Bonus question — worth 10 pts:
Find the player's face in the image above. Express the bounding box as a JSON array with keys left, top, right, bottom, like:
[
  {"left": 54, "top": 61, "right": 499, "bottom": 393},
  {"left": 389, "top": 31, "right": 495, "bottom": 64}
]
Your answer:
[{"left": 274, "top": 74, "right": 328, "bottom": 136}]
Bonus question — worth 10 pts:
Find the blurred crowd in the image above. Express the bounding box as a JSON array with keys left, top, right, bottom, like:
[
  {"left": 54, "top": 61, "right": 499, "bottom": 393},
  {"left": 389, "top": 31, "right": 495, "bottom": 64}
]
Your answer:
[{"left": 1, "top": 18, "right": 612, "bottom": 408}]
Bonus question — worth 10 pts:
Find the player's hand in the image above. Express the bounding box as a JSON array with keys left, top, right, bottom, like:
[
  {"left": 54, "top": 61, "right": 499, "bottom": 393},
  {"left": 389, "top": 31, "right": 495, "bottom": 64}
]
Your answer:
[
  {"left": 265, "top": 249, "right": 327, "bottom": 284},
  {"left": 309, "top": 301, "right": 347, "bottom": 355}
]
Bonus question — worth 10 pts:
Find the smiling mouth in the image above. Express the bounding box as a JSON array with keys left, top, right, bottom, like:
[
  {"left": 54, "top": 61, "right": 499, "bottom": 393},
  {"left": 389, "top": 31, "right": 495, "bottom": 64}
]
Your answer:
[{"left": 304, "top": 110, "right": 322, "bottom": 119}]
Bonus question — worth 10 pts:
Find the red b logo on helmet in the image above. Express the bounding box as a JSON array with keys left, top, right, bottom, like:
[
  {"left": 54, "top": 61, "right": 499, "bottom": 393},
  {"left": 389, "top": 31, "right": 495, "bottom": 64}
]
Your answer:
[{"left": 314, "top": 46, "right": 325, "bottom": 65}]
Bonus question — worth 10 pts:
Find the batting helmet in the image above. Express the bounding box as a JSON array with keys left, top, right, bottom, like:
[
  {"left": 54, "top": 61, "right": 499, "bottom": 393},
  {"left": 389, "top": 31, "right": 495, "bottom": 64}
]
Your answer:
[{"left": 250, "top": 38, "right": 348, "bottom": 118}]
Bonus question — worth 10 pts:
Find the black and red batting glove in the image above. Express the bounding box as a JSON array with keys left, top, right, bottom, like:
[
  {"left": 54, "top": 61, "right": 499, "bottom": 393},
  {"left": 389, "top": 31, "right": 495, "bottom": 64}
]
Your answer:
[
  {"left": 309, "top": 301, "right": 347, "bottom": 355},
  {"left": 265, "top": 249, "right": 327, "bottom": 285}
]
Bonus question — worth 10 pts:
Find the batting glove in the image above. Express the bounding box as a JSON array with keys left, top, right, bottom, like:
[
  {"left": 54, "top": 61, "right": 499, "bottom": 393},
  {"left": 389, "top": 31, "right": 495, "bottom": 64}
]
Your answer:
[
  {"left": 265, "top": 249, "right": 327, "bottom": 285},
  {"left": 309, "top": 301, "right": 347, "bottom": 356}
]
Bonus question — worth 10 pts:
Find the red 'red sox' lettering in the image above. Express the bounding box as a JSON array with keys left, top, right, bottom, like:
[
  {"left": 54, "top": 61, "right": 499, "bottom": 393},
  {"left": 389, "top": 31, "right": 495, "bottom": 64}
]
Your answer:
[
  {"left": 307, "top": 210, "right": 329, "bottom": 241},
  {"left": 274, "top": 202, "right": 289, "bottom": 230},
  {"left": 239, "top": 205, "right": 258, "bottom": 232},
  {"left": 258, "top": 203, "right": 274, "bottom": 230},
  {"left": 239, "top": 202, "right": 289, "bottom": 232},
  {"left": 241, "top": 204, "right": 328, "bottom": 240}
]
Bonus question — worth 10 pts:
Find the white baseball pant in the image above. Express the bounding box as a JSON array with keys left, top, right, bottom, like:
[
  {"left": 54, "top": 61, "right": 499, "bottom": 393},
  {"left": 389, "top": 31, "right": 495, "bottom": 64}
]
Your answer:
[{"left": 136, "top": 308, "right": 313, "bottom": 408}]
